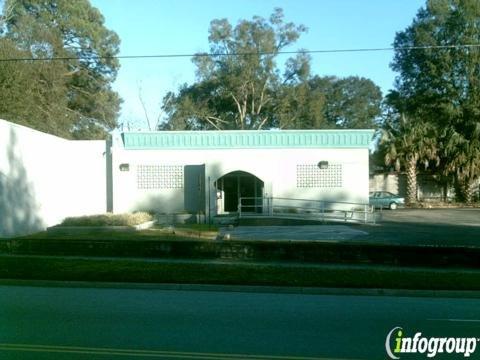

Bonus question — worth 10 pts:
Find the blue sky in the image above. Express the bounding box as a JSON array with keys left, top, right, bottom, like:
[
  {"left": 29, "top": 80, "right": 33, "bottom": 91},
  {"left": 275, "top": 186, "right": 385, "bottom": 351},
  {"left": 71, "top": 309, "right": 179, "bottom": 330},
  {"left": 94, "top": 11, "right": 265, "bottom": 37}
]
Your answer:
[{"left": 90, "top": 0, "right": 426, "bottom": 130}]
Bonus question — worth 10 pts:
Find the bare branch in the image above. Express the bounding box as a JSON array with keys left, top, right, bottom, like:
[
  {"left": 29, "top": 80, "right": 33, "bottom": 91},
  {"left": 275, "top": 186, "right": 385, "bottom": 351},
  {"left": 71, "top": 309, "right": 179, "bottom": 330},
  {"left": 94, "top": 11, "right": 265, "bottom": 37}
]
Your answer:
[
  {"left": 256, "top": 81, "right": 269, "bottom": 115},
  {"left": 251, "top": 82, "right": 255, "bottom": 116},
  {"left": 207, "top": 116, "right": 228, "bottom": 124},
  {"left": 231, "top": 93, "right": 245, "bottom": 128},
  {"left": 242, "top": 96, "right": 247, "bottom": 123},
  {"left": 137, "top": 82, "right": 152, "bottom": 131},
  {"left": 0, "top": 0, "right": 16, "bottom": 29},
  {"left": 257, "top": 116, "right": 269, "bottom": 130},
  {"left": 62, "top": 69, "right": 80, "bottom": 77},
  {"left": 203, "top": 116, "right": 221, "bottom": 130},
  {"left": 231, "top": 93, "right": 242, "bottom": 115}
]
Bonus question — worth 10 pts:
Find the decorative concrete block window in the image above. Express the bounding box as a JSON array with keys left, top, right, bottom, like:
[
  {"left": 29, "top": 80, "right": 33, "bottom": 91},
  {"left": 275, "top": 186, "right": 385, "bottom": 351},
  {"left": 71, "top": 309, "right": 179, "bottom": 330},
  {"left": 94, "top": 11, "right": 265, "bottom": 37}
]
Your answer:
[
  {"left": 296, "top": 164, "right": 343, "bottom": 188},
  {"left": 137, "top": 165, "right": 184, "bottom": 189}
]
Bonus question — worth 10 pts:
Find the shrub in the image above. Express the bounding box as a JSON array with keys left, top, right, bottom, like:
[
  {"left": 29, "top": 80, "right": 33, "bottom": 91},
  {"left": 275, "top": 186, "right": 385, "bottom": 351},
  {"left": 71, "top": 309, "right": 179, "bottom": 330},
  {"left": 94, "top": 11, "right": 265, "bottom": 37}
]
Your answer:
[{"left": 61, "top": 212, "right": 153, "bottom": 227}]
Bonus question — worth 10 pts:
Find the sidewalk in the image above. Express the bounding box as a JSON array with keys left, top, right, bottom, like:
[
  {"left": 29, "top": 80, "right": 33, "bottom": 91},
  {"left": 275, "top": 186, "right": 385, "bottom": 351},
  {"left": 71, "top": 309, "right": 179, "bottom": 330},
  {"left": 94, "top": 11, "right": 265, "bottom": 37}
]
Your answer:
[{"left": 219, "top": 225, "right": 368, "bottom": 241}]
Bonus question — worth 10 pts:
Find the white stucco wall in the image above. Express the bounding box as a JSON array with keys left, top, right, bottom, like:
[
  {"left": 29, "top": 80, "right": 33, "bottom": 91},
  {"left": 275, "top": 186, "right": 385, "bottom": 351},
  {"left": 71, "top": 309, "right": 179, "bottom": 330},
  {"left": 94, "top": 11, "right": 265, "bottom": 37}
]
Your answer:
[
  {"left": 0, "top": 120, "right": 371, "bottom": 235},
  {"left": 0, "top": 119, "right": 107, "bottom": 237},
  {"left": 111, "top": 144, "right": 370, "bottom": 214}
]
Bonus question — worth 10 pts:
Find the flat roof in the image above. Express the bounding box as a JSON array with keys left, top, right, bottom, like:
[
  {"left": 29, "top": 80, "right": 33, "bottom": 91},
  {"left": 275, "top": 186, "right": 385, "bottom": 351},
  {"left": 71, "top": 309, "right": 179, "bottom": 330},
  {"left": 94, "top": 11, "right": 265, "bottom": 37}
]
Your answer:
[{"left": 121, "top": 129, "right": 375, "bottom": 150}]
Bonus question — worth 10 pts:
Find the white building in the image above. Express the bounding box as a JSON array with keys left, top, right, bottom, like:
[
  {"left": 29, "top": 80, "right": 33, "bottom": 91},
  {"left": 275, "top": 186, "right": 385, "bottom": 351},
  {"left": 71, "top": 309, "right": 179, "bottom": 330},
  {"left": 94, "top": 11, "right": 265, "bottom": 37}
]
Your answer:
[
  {"left": 0, "top": 119, "right": 374, "bottom": 236},
  {"left": 110, "top": 129, "right": 374, "bottom": 217}
]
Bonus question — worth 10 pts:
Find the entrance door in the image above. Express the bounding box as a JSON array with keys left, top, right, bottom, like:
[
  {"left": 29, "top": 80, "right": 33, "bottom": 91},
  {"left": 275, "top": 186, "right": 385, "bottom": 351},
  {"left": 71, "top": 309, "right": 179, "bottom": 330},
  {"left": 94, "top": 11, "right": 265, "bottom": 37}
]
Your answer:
[
  {"left": 215, "top": 171, "right": 264, "bottom": 213},
  {"left": 184, "top": 165, "right": 205, "bottom": 213}
]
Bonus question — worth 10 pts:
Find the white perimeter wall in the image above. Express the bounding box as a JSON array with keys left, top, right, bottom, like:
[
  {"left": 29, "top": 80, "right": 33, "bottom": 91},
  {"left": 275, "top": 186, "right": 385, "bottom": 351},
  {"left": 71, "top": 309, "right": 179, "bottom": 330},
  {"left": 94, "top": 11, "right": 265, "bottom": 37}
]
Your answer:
[
  {"left": 111, "top": 145, "right": 369, "bottom": 214},
  {"left": 0, "top": 119, "right": 107, "bottom": 237}
]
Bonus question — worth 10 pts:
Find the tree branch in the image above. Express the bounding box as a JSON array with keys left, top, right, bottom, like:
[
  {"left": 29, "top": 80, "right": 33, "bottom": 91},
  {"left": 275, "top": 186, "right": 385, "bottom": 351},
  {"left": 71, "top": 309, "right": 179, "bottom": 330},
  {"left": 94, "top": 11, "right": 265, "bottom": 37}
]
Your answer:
[
  {"left": 257, "top": 116, "right": 269, "bottom": 130},
  {"left": 256, "top": 81, "right": 269, "bottom": 114},
  {"left": 207, "top": 116, "right": 228, "bottom": 124},
  {"left": 138, "top": 83, "right": 152, "bottom": 130},
  {"left": 0, "top": 0, "right": 16, "bottom": 28},
  {"left": 231, "top": 93, "right": 245, "bottom": 129},
  {"left": 203, "top": 115, "right": 221, "bottom": 130},
  {"left": 251, "top": 82, "right": 255, "bottom": 116}
]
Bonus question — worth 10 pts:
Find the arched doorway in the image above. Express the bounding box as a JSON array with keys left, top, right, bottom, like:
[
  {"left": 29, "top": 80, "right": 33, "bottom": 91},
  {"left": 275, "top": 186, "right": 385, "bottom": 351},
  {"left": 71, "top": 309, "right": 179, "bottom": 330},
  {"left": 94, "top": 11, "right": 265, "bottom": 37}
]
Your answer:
[{"left": 214, "top": 171, "right": 264, "bottom": 213}]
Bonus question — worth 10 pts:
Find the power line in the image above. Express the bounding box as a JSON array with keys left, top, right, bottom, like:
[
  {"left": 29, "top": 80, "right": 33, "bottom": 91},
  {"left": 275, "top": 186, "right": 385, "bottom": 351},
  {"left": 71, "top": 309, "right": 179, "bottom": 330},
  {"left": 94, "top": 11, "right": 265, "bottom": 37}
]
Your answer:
[{"left": 0, "top": 44, "right": 480, "bottom": 62}]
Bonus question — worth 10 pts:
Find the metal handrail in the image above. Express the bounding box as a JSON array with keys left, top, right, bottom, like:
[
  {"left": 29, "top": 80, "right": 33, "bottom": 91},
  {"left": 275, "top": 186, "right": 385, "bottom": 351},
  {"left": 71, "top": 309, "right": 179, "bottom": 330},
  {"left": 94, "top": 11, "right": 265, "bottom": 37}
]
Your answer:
[
  {"left": 257, "top": 196, "right": 371, "bottom": 207},
  {"left": 237, "top": 196, "right": 376, "bottom": 224}
]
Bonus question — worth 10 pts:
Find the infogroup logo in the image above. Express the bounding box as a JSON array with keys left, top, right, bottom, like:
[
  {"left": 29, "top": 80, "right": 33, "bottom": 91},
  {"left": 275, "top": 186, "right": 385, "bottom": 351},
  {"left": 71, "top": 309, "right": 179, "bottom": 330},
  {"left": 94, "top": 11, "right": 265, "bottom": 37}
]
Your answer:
[{"left": 385, "top": 327, "right": 479, "bottom": 359}]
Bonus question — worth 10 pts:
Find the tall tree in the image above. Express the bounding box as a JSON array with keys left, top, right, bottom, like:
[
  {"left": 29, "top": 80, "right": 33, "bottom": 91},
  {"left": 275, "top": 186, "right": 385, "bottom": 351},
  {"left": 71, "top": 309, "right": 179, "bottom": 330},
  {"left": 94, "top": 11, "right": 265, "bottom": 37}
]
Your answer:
[
  {"left": 391, "top": 0, "right": 480, "bottom": 203},
  {"left": 309, "top": 76, "right": 382, "bottom": 129},
  {"left": 160, "top": 14, "right": 382, "bottom": 131},
  {"left": 0, "top": 37, "right": 72, "bottom": 136},
  {"left": 379, "top": 100, "right": 439, "bottom": 204},
  {"left": 0, "top": 0, "right": 121, "bottom": 139},
  {"left": 273, "top": 80, "right": 328, "bottom": 129},
  {"left": 160, "top": 8, "right": 309, "bottom": 130}
]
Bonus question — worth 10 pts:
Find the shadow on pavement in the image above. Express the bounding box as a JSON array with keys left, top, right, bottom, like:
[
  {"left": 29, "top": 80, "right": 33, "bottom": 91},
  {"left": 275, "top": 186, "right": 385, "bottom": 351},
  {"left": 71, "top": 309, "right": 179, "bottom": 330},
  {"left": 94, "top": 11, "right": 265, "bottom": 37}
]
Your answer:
[{"left": 354, "top": 208, "right": 480, "bottom": 247}]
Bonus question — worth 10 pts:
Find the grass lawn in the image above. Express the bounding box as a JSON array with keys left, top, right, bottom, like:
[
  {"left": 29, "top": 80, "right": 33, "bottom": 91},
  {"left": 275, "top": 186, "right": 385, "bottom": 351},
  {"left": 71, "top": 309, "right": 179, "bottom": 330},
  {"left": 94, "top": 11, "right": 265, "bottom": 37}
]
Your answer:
[
  {"left": 2, "top": 255, "right": 480, "bottom": 290},
  {"left": 4, "top": 218, "right": 479, "bottom": 290},
  {"left": 174, "top": 223, "right": 219, "bottom": 232}
]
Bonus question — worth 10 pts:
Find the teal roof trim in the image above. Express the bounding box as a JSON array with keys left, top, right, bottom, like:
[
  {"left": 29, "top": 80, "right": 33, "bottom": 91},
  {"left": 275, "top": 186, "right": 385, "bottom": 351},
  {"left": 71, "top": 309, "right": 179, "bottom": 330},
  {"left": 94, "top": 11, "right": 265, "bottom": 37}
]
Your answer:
[{"left": 121, "top": 130, "right": 374, "bottom": 150}]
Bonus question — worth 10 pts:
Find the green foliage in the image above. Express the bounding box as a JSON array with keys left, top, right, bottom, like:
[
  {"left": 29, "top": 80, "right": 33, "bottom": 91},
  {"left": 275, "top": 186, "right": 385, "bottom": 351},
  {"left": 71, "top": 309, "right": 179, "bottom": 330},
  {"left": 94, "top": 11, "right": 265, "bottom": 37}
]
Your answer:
[
  {"left": 160, "top": 9, "right": 382, "bottom": 131},
  {"left": 274, "top": 80, "right": 328, "bottom": 129},
  {"left": 380, "top": 116, "right": 436, "bottom": 171},
  {"left": 379, "top": 109, "right": 439, "bottom": 203},
  {"left": 0, "top": 0, "right": 121, "bottom": 139},
  {"left": 161, "top": 8, "right": 307, "bottom": 130},
  {"left": 309, "top": 76, "right": 382, "bottom": 129},
  {"left": 4, "top": 253, "right": 480, "bottom": 290},
  {"left": 0, "top": 37, "right": 73, "bottom": 137},
  {"left": 172, "top": 223, "right": 219, "bottom": 233},
  {"left": 390, "top": 0, "right": 480, "bottom": 201}
]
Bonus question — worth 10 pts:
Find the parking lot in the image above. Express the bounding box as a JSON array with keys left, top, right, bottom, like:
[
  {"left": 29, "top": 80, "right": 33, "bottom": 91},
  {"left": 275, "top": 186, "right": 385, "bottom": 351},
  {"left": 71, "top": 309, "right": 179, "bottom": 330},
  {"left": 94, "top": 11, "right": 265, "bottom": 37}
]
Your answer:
[
  {"left": 224, "top": 208, "right": 480, "bottom": 247},
  {"left": 378, "top": 207, "right": 480, "bottom": 227},
  {"left": 356, "top": 208, "right": 480, "bottom": 246}
]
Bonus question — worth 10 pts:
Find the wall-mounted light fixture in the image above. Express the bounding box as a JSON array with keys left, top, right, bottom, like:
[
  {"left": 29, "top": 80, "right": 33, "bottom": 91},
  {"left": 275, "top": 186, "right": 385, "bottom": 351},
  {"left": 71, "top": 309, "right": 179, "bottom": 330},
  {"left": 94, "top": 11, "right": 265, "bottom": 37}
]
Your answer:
[
  {"left": 119, "top": 163, "right": 130, "bottom": 172},
  {"left": 318, "top": 161, "right": 329, "bottom": 169}
]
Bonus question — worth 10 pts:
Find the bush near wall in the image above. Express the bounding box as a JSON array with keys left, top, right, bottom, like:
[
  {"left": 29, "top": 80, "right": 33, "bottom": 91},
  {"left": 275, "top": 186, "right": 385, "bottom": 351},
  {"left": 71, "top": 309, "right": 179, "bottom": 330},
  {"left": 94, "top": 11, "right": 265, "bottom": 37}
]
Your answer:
[{"left": 60, "top": 212, "right": 153, "bottom": 227}]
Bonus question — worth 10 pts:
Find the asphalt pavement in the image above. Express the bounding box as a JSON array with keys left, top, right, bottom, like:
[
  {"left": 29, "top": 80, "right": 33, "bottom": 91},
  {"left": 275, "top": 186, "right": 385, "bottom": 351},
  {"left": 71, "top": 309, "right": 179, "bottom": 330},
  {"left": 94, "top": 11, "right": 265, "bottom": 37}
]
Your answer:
[
  {"left": 1, "top": 283, "right": 480, "bottom": 359},
  {"left": 223, "top": 209, "right": 480, "bottom": 246},
  {"left": 361, "top": 208, "right": 480, "bottom": 246}
]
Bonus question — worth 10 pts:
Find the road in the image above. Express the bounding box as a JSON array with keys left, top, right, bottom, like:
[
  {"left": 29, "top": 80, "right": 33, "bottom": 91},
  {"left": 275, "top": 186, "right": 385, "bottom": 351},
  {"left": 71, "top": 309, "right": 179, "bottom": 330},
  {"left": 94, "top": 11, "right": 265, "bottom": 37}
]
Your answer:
[{"left": 0, "top": 284, "right": 480, "bottom": 359}]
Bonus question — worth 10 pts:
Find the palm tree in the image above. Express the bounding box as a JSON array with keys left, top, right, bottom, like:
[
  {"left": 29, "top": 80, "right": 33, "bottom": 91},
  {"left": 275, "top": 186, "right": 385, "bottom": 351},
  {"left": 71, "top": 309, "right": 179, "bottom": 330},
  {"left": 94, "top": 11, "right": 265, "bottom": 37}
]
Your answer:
[
  {"left": 442, "top": 127, "right": 480, "bottom": 204},
  {"left": 380, "top": 114, "right": 439, "bottom": 205}
]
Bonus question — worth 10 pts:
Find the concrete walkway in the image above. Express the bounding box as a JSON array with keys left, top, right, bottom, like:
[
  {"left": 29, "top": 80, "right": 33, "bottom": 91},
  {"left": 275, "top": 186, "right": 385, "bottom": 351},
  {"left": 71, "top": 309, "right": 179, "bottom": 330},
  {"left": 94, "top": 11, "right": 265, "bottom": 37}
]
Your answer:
[{"left": 220, "top": 225, "right": 368, "bottom": 241}]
